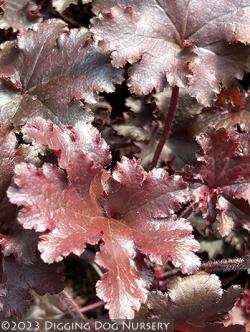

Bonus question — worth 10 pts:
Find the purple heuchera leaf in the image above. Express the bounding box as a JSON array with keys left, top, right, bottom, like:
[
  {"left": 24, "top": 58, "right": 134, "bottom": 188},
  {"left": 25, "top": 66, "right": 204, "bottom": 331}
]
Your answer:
[
  {"left": 0, "top": 0, "right": 42, "bottom": 32},
  {"left": 185, "top": 128, "right": 250, "bottom": 235},
  {"left": 91, "top": 0, "right": 250, "bottom": 105},
  {"left": 8, "top": 117, "right": 200, "bottom": 319},
  {"left": 1, "top": 255, "right": 65, "bottom": 318},
  {"left": 146, "top": 272, "right": 243, "bottom": 332},
  {"left": 0, "top": 120, "right": 65, "bottom": 318},
  {"left": 0, "top": 19, "right": 124, "bottom": 125}
]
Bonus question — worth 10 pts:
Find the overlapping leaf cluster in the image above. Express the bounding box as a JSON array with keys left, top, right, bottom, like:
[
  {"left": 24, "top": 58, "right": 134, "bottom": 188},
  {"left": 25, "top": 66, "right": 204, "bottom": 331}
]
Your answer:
[{"left": 0, "top": 0, "right": 249, "bottom": 330}]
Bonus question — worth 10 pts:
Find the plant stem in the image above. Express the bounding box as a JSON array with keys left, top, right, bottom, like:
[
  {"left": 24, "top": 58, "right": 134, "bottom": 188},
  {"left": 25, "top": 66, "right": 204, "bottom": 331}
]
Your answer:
[
  {"left": 55, "top": 289, "right": 85, "bottom": 320},
  {"left": 80, "top": 301, "right": 105, "bottom": 313},
  {"left": 159, "top": 257, "right": 248, "bottom": 279},
  {"left": 199, "top": 258, "right": 247, "bottom": 273},
  {"left": 150, "top": 86, "right": 179, "bottom": 170}
]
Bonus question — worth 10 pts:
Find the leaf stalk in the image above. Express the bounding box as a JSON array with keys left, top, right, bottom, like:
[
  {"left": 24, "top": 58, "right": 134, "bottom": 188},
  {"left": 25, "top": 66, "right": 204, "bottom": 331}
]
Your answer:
[
  {"left": 55, "top": 289, "right": 85, "bottom": 320},
  {"left": 150, "top": 86, "right": 179, "bottom": 169},
  {"left": 159, "top": 257, "right": 248, "bottom": 279}
]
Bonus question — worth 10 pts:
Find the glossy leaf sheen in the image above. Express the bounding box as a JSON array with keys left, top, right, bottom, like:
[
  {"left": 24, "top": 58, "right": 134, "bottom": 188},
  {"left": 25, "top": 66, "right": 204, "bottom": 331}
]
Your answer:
[
  {"left": 146, "top": 272, "right": 243, "bottom": 332},
  {"left": 0, "top": 0, "right": 42, "bottom": 31},
  {"left": 187, "top": 128, "right": 250, "bottom": 235},
  {"left": 91, "top": 0, "right": 250, "bottom": 105},
  {"left": 0, "top": 19, "right": 123, "bottom": 125},
  {"left": 8, "top": 118, "right": 200, "bottom": 319}
]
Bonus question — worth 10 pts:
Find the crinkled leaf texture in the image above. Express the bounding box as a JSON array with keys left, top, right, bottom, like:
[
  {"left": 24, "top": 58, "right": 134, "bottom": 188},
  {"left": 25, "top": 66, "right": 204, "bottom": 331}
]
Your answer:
[
  {"left": 146, "top": 272, "right": 243, "bottom": 332},
  {"left": 185, "top": 128, "right": 250, "bottom": 236},
  {"left": 0, "top": 122, "right": 33, "bottom": 265},
  {"left": 8, "top": 117, "right": 200, "bottom": 319},
  {"left": 0, "top": 121, "right": 65, "bottom": 318},
  {"left": 0, "top": 121, "right": 39, "bottom": 263},
  {"left": 0, "top": 19, "right": 123, "bottom": 125},
  {"left": 192, "top": 91, "right": 250, "bottom": 136},
  {"left": 0, "top": 0, "right": 42, "bottom": 32},
  {"left": 224, "top": 290, "right": 250, "bottom": 330},
  {"left": 91, "top": 0, "right": 250, "bottom": 105}
]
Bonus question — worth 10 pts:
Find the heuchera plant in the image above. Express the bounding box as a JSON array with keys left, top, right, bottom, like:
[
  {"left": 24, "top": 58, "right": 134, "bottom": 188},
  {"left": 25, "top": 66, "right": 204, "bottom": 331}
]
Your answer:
[{"left": 0, "top": 0, "right": 249, "bottom": 330}]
